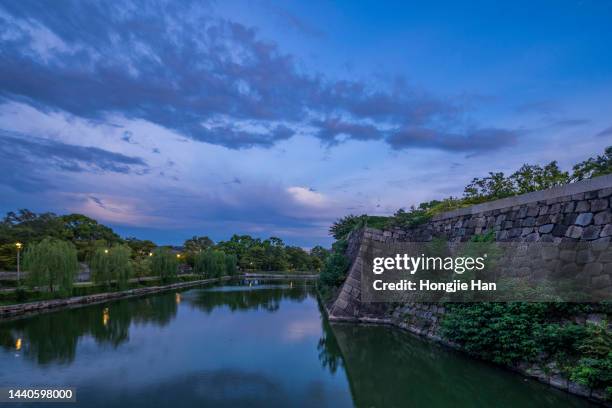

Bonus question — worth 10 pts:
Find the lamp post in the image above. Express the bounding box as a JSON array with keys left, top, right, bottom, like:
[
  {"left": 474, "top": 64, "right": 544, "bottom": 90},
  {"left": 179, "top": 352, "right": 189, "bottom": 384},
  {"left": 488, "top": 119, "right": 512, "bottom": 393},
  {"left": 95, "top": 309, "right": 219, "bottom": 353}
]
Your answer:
[{"left": 15, "top": 242, "right": 22, "bottom": 285}]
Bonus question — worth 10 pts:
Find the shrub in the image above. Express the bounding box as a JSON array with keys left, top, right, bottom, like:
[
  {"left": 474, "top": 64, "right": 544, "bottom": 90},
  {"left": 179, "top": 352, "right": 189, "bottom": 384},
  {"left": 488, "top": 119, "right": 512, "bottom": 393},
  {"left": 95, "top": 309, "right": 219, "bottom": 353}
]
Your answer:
[
  {"left": 319, "top": 240, "right": 349, "bottom": 293},
  {"left": 23, "top": 238, "right": 78, "bottom": 297}
]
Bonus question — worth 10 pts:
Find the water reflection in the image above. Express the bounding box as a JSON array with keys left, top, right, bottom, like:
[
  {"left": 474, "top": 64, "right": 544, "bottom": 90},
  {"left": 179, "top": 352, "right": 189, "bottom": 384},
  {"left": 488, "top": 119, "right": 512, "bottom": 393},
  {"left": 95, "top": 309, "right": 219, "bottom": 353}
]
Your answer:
[
  {"left": 0, "top": 280, "right": 312, "bottom": 365},
  {"left": 0, "top": 280, "right": 597, "bottom": 408},
  {"left": 0, "top": 293, "right": 178, "bottom": 364}
]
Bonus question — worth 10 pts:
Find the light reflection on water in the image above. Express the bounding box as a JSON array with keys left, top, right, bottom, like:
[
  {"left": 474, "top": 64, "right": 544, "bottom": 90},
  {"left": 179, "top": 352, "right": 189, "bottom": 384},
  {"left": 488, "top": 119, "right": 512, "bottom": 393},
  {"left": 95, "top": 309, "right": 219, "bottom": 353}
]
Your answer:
[{"left": 0, "top": 279, "right": 598, "bottom": 408}]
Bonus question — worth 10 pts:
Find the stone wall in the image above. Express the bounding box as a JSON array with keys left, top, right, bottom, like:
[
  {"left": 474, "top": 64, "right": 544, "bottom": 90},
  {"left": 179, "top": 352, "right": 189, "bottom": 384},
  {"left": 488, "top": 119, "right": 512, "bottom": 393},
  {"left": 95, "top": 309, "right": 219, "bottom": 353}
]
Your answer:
[
  {"left": 329, "top": 174, "right": 612, "bottom": 320},
  {"left": 326, "top": 174, "right": 612, "bottom": 405}
]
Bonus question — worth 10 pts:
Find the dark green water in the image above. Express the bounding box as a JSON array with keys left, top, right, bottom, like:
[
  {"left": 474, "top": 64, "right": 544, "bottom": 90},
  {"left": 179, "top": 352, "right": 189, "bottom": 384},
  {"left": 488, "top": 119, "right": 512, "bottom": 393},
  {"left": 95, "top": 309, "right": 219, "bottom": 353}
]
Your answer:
[{"left": 0, "top": 280, "right": 597, "bottom": 407}]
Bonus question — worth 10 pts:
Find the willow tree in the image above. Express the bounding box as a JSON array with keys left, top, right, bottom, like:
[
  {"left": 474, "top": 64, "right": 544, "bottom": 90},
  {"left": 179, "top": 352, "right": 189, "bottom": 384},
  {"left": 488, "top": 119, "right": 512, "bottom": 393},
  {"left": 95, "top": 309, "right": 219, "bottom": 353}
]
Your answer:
[
  {"left": 23, "top": 238, "right": 78, "bottom": 297},
  {"left": 194, "top": 249, "right": 227, "bottom": 278},
  {"left": 224, "top": 254, "right": 238, "bottom": 276},
  {"left": 151, "top": 248, "right": 178, "bottom": 283},
  {"left": 90, "top": 245, "right": 133, "bottom": 290}
]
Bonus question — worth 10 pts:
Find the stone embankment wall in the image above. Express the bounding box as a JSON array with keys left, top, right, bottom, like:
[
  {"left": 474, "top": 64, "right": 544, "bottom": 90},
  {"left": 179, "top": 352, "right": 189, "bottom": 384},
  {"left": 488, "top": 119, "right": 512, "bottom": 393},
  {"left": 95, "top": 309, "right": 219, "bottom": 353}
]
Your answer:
[
  {"left": 327, "top": 174, "right": 612, "bottom": 404},
  {"left": 0, "top": 277, "right": 232, "bottom": 321}
]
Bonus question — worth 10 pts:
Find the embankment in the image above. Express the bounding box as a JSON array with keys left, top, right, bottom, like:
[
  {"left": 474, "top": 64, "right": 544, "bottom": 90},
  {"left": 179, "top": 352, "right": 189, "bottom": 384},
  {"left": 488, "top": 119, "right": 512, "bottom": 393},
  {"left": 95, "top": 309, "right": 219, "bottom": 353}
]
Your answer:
[{"left": 326, "top": 174, "right": 612, "bottom": 405}]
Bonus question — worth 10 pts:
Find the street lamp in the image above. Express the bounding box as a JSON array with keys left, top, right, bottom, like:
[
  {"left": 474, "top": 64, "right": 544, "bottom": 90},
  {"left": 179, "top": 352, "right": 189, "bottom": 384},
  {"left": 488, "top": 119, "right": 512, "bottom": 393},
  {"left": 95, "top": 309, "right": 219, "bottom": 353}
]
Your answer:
[{"left": 15, "top": 242, "right": 22, "bottom": 285}]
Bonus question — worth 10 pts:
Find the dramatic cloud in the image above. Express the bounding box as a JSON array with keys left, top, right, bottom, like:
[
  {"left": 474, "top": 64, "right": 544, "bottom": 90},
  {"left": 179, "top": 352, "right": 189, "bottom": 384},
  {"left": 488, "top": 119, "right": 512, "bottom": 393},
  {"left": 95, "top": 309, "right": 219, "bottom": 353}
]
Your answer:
[
  {"left": 0, "top": 0, "right": 514, "bottom": 153},
  {"left": 0, "top": 130, "right": 147, "bottom": 191}
]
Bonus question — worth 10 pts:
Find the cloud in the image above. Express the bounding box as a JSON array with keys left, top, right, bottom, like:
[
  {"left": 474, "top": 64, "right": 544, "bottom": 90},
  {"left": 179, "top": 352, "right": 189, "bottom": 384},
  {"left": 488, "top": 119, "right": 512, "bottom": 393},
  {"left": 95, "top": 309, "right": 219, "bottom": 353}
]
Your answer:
[
  {"left": 287, "top": 186, "right": 327, "bottom": 207},
  {"left": 551, "top": 119, "right": 590, "bottom": 127},
  {"left": 0, "top": 129, "right": 147, "bottom": 191},
  {"left": 597, "top": 126, "right": 612, "bottom": 137},
  {"left": 0, "top": 1, "right": 513, "bottom": 153},
  {"left": 386, "top": 127, "right": 518, "bottom": 153},
  {"left": 313, "top": 117, "right": 384, "bottom": 145}
]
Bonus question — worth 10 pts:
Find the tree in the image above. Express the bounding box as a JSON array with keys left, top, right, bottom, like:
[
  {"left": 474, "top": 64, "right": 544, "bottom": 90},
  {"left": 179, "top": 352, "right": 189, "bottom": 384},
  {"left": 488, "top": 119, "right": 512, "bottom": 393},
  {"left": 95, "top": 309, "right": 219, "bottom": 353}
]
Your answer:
[
  {"left": 464, "top": 172, "right": 516, "bottom": 200},
  {"left": 23, "top": 238, "right": 78, "bottom": 296},
  {"left": 194, "top": 249, "right": 226, "bottom": 278},
  {"left": 572, "top": 146, "right": 612, "bottom": 181},
  {"left": 224, "top": 254, "right": 238, "bottom": 276},
  {"left": 125, "top": 237, "right": 156, "bottom": 259},
  {"left": 310, "top": 245, "right": 329, "bottom": 271},
  {"left": 509, "top": 162, "right": 570, "bottom": 194},
  {"left": 183, "top": 236, "right": 214, "bottom": 266},
  {"left": 90, "top": 245, "right": 133, "bottom": 289},
  {"left": 151, "top": 248, "right": 178, "bottom": 282},
  {"left": 286, "top": 246, "right": 312, "bottom": 271},
  {"left": 319, "top": 240, "right": 349, "bottom": 289},
  {"left": 60, "top": 214, "right": 123, "bottom": 261}
]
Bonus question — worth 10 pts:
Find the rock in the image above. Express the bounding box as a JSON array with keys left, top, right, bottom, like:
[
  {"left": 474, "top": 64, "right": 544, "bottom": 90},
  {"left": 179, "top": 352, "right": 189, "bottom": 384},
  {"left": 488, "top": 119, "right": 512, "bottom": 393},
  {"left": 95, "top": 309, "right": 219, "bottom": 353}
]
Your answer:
[
  {"left": 538, "top": 224, "right": 554, "bottom": 234},
  {"left": 590, "top": 199, "right": 609, "bottom": 212},
  {"left": 598, "top": 187, "right": 612, "bottom": 198},
  {"left": 568, "top": 381, "right": 591, "bottom": 397},
  {"left": 582, "top": 225, "right": 602, "bottom": 240},
  {"left": 575, "top": 200, "right": 590, "bottom": 212},
  {"left": 565, "top": 225, "right": 583, "bottom": 239},
  {"left": 575, "top": 212, "right": 593, "bottom": 226},
  {"left": 549, "top": 375, "right": 568, "bottom": 390},
  {"left": 593, "top": 210, "right": 612, "bottom": 225},
  {"left": 601, "top": 224, "right": 612, "bottom": 237}
]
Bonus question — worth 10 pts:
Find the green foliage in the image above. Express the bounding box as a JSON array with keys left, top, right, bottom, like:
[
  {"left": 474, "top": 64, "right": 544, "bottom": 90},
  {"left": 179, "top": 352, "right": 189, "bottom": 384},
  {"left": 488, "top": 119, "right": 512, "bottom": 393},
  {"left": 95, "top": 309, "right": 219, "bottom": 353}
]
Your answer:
[
  {"left": 330, "top": 215, "right": 389, "bottom": 240},
  {"left": 151, "top": 248, "right": 178, "bottom": 283},
  {"left": 216, "top": 234, "right": 320, "bottom": 272},
  {"left": 182, "top": 236, "right": 214, "bottom": 266},
  {"left": 125, "top": 237, "right": 156, "bottom": 259},
  {"left": 0, "top": 209, "right": 123, "bottom": 268},
  {"left": 572, "top": 146, "right": 612, "bottom": 181},
  {"left": 570, "top": 322, "right": 612, "bottom": 391},
  {"left": 440, "top": 303, "right": 612, "bottom": 396},
  {"left": 319, "top": 240, "right": 349, "bottom": 297},
  {"left": 309, "top": 245, "right": 329, "bottom": 271},
  {"left": 131, "top": 257, "right": 152, "bottom": 278},
  {"left": 363, "top": 145, "right": 611, "bottom": 231},
  {"left": 224, "top": 253, "right": 238, "bottom": 276},
  {"left": 23, "top": 238, "right": 78, "bottom": 297},
  {"left": 90, "top": 245, "right": 133, "bottom": 289},
  {"left": 193, "top": 249, "right": 237, "bottom": 278}
]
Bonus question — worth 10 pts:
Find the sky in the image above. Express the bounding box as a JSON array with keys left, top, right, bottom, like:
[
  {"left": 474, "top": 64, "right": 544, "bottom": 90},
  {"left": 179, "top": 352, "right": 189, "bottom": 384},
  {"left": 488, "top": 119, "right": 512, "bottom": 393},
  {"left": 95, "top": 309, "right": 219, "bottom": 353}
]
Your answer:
[{"left": 0, "top": 0, "right": 611, "bottom": 248}]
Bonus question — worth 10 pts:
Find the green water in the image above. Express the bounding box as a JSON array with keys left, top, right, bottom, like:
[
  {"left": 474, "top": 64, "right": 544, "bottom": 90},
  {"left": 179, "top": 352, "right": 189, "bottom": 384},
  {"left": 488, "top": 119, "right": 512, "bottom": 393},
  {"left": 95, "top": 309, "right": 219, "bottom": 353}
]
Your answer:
[{"left": 0, "top": 280, "right": 597, "bottom": 407}]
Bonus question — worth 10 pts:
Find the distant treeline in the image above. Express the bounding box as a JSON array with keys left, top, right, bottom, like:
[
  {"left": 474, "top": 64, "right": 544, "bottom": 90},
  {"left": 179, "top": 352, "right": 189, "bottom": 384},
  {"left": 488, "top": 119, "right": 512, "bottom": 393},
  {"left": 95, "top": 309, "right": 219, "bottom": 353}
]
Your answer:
[{"left": 0, "top": 211, "right": 328, "bottom": 274}]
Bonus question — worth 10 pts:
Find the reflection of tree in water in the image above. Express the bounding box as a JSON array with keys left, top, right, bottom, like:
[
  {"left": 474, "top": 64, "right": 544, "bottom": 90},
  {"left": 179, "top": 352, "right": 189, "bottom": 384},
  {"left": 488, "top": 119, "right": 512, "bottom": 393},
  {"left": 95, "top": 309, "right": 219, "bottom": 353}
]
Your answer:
[
  {"left": 186, "top": 282, "right": 312, "bottom": 314},
  {"left": 0, "top": 292, "right": 178, "bottom": 364},
  {"left": 316, "top": 301, "right": 345, "bottom": 374}
]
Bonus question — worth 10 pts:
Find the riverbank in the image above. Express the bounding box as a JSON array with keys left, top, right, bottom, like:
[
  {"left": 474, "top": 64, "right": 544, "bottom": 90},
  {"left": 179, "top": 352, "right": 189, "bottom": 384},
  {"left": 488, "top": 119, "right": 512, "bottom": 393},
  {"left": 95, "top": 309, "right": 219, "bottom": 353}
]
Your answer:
[
  {"left": 0, "top": 276, "right": 234, "bottom": 321},
  {"left": 0, "top": 273, "right": 319, "bottom": 321}
]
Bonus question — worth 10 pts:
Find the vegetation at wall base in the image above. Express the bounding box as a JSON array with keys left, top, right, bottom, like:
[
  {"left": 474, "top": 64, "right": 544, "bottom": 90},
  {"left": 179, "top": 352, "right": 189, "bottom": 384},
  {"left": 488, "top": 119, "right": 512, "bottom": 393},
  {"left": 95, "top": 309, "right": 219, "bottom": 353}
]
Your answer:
[
  {"left": 318, "top": 239, "right": 350, "bottom": 303},
  {"left": 440, "top": 302, "right": 612, "bottom": 398}
]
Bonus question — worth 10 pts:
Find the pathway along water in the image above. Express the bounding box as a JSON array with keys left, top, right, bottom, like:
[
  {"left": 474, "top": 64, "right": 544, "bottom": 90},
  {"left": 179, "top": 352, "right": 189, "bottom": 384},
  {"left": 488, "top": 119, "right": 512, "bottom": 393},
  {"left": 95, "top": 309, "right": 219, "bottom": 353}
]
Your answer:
[{"left": 0, "top": 279, "right": 598, "bottom": 407}]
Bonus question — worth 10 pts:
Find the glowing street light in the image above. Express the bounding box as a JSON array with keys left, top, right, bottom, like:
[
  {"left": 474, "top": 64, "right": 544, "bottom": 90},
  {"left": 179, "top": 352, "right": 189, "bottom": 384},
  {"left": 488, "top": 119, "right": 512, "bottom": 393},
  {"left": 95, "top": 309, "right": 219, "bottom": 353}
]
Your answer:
[{"left": 15, "top": 242, "right": 22, "bottom": 285}]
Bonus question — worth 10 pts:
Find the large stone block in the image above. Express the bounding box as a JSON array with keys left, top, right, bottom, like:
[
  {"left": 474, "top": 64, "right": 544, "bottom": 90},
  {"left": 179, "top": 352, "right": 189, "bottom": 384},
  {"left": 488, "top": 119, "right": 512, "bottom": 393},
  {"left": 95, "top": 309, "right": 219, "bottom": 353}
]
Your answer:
[
  {"left": 590, "top": 199, "right": 609, "bottom": 212},
  {"left": 565, "top": 225, "right": 583, "bottom": 239},
  {"left": 574, "top": 212, "right": 593, "bottom": 226}
]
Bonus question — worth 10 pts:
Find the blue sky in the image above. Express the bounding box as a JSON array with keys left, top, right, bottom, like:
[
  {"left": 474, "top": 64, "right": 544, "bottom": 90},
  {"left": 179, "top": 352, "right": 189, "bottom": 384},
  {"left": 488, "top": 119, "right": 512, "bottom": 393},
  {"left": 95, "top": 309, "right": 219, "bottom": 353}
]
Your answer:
[{"left": 0, "top": 0, "right": 611, "bottom": 248}]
